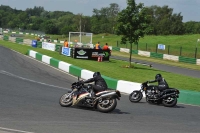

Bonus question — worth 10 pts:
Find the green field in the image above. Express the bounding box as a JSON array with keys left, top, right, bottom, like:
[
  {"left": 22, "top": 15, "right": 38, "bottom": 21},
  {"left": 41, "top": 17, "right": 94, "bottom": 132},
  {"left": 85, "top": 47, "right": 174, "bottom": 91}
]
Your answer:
[
  {"left": 12, "top": 33, "right": 200, "bottom": 58},
  {"left": 0, "top": 39, "right": 200, "bottom": 92}
]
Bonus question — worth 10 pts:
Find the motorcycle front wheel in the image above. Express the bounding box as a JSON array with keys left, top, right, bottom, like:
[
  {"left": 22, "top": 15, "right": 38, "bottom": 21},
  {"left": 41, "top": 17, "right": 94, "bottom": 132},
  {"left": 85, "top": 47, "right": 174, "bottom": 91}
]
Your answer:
[
  {"left": 129, "top": 91, "right": 143, "bottom": 103},
  {"left": 162, "top": 96, "right": 177, "bottom": 107},
  {"left": 59, "top": 93, "right": 73, "bottom": 107},
  {"left": 97, "top": 98, "right": 117, "bottom": 113}
]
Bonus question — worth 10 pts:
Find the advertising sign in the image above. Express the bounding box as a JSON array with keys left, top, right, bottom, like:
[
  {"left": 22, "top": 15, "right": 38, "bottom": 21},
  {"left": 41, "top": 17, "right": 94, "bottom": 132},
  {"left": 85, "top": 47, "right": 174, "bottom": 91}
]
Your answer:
[
  {"left": 32, "top": 40, "right": 37, "bottom": 48},
  {"left": 42, "top": 42, "right": 56, "bottom": 51},
  {"left": 74, "top": 48, "right": 110, "bottom": 61},
  {"left": 158, "top": 44, "right": 165, "bottom": 50},
  {"left": 61, "top": 47, "right": 71, "bottom": 56}
]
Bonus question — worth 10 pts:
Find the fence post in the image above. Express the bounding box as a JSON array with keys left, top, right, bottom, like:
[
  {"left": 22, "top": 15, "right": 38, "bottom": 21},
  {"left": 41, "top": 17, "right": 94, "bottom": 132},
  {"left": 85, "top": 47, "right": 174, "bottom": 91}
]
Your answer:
[
  {"left": 180, "top": 46, "right": 182, "bottom": 56},
  {"left": 117, "top": 41, "right": 118, "bottom": 47},
  {"left": 137, "top": 43, "right": 138, "bottom": 50},
  {"left": 156, "top": 44, "right": 158, "bottom": 53},
  {"left": 146, "top": 43, "right": 147, "bottom": 51},
  {"left": 195, "top": 47, "right": 197, "bottom": 58},
  {"left": 168, "top": 45, "right": 170, "bottom": 54}
]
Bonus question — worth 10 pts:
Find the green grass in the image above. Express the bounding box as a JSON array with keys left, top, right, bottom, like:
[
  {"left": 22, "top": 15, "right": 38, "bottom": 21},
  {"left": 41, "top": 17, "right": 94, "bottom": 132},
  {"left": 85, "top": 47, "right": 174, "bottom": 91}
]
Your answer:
[
  {"left": 5, "top": 32, "right": 200, "bottom": 57},
  {"left": 0, "top": 40, "right": 200, "bottom": 92},
  {"left": 11, "top": 33, "right": 200, "bottom": 58}
]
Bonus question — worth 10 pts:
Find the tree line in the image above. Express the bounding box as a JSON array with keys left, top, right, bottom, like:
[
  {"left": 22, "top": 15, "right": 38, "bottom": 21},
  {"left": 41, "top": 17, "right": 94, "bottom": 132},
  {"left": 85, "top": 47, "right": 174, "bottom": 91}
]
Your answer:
[{"left": 0, "top": 3, "right": 200, "bottom": 35}]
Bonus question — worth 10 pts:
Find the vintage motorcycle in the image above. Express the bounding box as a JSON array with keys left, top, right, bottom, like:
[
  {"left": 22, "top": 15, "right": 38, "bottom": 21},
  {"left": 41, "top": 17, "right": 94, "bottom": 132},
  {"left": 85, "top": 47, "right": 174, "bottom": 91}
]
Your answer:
[
  {"left": 59, "top": 78, "right": 121, "bottom": 113},
  {"left": 129, "top": 81, "right": 180, "bottom": 107}
]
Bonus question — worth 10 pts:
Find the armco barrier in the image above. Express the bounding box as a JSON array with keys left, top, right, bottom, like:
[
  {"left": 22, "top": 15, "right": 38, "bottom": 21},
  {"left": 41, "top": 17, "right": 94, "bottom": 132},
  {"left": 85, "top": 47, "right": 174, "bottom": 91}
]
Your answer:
[
  {"left": 116, "top": 80, "right": 141, "bottom": 94},
  {"left": 36, "top": 53, "right": 42, "bottom": 61},
  {"left": 58, "top": 61, "right": 71, "bottom": 73},
  {"left": 197, "top": 59, "right": 200, "bottom": 65},
  {"left": 69, "top": 65, "right": 83, "bottom": 77},
  {"left": 179, "top": 56, "right": 196, "bottom": 64},
  {"left": 102, "top": 76, "right": 118, "bottom": 90},
  {"left": 132, "top": 50, "right": 138, "bottom": 54},
  {"left": 50, "top": 58, "right": 59, "bottom": 68},
  {"left": 26, "top": 50, "right": 200, "bottom": 105},
  {"left": 81, "top": 70, "right": 94, "bottom": 80},
  {"left": 138, "top": 50, "right": 150, "bottom": 57},
  {"left": 150, "top": 52, "right": 163, "bottom": 59},
  {"left": 179, "top": 90, "right": 200, "bottom": 106},
  {"left": 42, "top": 55, "right": 51, "bottom": 64},
  {"left": 163, "top": 54, "right": 179, "bottom": 62}
]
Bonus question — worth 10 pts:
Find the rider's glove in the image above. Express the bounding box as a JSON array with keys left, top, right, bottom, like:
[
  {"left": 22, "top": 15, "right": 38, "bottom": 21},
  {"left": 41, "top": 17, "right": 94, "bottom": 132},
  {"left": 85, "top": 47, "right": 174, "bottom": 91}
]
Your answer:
[{"left": 79, "top": 80, "right": 84, "bottom": 84}]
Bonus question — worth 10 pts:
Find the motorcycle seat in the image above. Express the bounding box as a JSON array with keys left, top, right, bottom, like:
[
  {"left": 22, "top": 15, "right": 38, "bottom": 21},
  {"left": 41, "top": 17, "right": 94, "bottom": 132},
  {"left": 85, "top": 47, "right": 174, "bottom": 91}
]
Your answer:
[{"left": 163, "top": 89, "right": 176, "bottom": 93}]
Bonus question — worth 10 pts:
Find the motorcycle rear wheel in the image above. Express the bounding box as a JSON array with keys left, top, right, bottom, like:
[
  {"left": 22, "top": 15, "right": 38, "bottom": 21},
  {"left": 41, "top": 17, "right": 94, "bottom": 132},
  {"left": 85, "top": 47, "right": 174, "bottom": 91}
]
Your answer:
[
  {"left": 97, "top": 98, "right": 117, "bottom": 113},
  {"left": 59, "top": 93, "right": 73, "bottom": 107},
  {"left": 162, "top": 96, "right": 177, "bottom": 107},
  {"left": 129, "top": 91, "right": 143, "bottom": 103}
]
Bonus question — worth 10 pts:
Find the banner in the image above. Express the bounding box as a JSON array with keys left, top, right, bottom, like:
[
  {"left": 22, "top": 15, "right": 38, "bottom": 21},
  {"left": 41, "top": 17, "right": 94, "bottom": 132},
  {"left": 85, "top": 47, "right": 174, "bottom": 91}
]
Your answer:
[
  {"left": 61, "top": 47, "right": 71, "bottom": 56},
  {"left": 42, "top": 42, "right": 56, "bottom": 51},
  {"left": 158, "top": 44, "right": 165, "bottom": 50},
  {"left": 74, "top": 48, "right": 110, "bottom": 61}
]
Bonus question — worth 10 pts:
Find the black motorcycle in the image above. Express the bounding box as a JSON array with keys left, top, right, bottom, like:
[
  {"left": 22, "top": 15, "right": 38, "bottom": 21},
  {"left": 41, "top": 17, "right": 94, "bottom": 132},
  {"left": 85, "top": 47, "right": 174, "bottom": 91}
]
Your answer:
[
  {"left": 59, "top": 78, "right": 121, "bottom": 113},
  {"left": 129, "top": 81, "right": 180, "bottom": 107}
]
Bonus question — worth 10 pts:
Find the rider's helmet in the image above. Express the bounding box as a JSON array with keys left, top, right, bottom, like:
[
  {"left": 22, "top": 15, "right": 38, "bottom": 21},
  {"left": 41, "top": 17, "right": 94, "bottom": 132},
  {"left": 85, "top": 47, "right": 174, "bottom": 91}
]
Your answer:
[
  {"left": 155, "top": 74, "right": 162, "bottom": 81},
  {"left": 93, "top": 72, "right": 101, "bottom": 77}
]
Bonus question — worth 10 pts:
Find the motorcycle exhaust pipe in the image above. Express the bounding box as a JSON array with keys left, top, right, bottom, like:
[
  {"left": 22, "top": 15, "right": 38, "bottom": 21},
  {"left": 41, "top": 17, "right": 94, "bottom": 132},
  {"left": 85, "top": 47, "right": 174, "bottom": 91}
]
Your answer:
[
  {"left": 161, "top": 93, "right": 177, "bottom": 99},
  {"left": 100, "top": 92, "right": 116, "bottom": 98}
]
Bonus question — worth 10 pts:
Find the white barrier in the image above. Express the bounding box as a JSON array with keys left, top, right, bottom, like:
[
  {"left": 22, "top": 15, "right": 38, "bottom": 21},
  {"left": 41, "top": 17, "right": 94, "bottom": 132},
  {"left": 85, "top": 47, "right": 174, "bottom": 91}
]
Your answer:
[
  {"left": 120, "top": 48, "right": 129, "bottom": 53},
  {"left": 23, "top": 39, "right": 32, "bottom": 45},
  {"left": 117, "top": 80, "right": 141, "bottom": 93},
  {"left": 42, "top": 55, "right": 51, "bottom": 64},
  {"left": 29, "top": 50, "right": 37, "bottom": 58},
  {"left": 81, "top": 70, "right": 94, "bottom": 80},
  {"left": 138, "top": 50, "right": 150, "bottom": 57},
  {"left": 9, "top": 37, "right": 16, "bottom": 42},
  {"left": 197, "top": 59, "right": 200, "bottom": 65},
  {"left": 42, "top": 42, "right": 56, "bottom": 51},
  {"left": 58, "top": 61, "right": 71, "bottom": 73},
  {"left": 163, "top": 54, "right": 179, "bottom": 62}
]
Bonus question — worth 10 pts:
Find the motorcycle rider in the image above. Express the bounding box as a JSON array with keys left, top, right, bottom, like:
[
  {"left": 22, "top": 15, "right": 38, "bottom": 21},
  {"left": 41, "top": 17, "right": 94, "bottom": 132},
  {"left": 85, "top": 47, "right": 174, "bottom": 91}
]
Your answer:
[
  {"left": 79, "top": 72, "right": 108, "bottom": 98},
  {"left": 147, "top": 74, "right": 169, "bottom": 97}
]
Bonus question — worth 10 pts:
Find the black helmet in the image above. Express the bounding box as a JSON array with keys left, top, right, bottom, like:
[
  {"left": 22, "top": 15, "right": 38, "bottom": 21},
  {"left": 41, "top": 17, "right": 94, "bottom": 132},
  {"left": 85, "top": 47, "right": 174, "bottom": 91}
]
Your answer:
[
  {"left": 93, "top": 72, "right": 101, "bottom": 77},
  {"left": 155, "top": 74, "right": 162, "bottom": 80}
]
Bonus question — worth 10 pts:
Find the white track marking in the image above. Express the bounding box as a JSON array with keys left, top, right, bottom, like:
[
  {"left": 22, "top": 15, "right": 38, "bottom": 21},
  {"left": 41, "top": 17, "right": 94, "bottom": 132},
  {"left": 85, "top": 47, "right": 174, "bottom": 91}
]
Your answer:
[
  {"left": 0, "top": 70, "right": 69, "bottom": 90},
  {"left": 0, "top": 127, "right": 34, "bottom": 133}
]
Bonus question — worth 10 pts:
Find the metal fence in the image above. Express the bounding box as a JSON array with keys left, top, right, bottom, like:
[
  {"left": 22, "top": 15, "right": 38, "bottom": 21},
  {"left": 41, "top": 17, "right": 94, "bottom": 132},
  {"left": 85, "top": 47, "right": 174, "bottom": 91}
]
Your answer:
[{"left": 116, "top": 42, "right": 200, "bottom": 59}]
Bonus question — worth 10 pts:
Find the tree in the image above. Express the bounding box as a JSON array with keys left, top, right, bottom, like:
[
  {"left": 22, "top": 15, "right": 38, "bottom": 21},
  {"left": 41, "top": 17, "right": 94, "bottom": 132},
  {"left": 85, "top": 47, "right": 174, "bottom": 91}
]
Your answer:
[{"left": 116, "top": 0, "right": 151, "bottom": 67}]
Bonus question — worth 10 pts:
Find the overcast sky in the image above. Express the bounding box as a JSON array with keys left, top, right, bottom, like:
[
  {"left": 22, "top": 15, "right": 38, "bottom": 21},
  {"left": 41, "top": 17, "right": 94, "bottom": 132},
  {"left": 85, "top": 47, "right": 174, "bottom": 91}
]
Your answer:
[{"left": 0, "top": 0, "right": 199, "bottom": 22}]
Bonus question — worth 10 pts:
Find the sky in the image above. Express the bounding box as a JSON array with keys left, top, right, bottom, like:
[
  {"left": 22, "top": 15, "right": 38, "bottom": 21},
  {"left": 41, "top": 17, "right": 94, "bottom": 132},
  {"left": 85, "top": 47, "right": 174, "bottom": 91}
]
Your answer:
[{"left": 0, "top": 0, "right": 200, "bottom": 22}]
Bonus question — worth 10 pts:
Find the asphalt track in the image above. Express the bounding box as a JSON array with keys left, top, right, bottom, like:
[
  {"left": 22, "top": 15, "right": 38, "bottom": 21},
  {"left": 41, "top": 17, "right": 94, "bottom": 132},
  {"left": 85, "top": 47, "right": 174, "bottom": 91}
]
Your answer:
[
  {"left": 111, "top": 55, "right": 200, "bottom": 78},
  {"left": 0, "top": 46, "right": 200, "bottom": 133}
]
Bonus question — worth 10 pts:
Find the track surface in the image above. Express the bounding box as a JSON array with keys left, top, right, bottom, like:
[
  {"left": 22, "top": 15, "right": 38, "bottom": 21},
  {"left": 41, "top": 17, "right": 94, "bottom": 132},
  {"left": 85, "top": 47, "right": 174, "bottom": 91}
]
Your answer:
[
  {"left": 111, "top": 55, "right": 200, "bottom": 78},
  {"left": 0, "top": 46, "right": 200, "bottom": 133}
]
